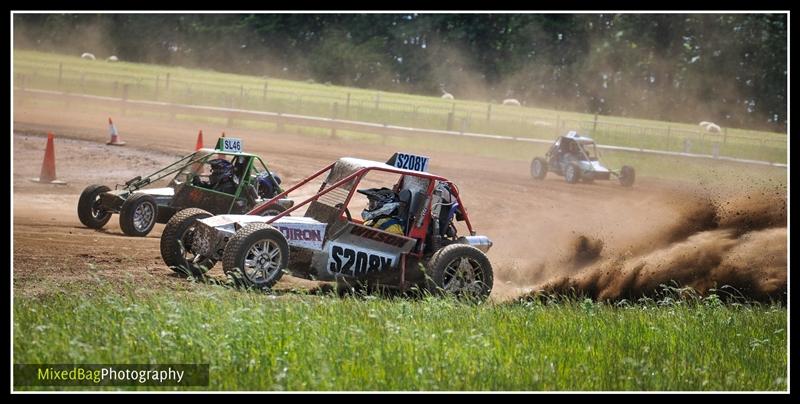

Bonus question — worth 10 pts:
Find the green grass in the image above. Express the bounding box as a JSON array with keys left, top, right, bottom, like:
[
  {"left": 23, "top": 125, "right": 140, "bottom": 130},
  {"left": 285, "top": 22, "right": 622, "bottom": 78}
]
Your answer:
[
  {"left": 13, "top": 280, "right": 787, "bottom": 391},
  {"left": 13, "top": 49, "right": 787, "bottom": 163}
]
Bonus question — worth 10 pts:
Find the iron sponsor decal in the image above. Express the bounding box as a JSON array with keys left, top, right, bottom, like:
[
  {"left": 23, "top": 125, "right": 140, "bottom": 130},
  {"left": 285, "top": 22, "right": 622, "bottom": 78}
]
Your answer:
[
  {"left": 274, "top": 222, "right": 326, "bottom": 250},
  {"left": 327, "top": 242, "right": 397, "bottom": 276}
]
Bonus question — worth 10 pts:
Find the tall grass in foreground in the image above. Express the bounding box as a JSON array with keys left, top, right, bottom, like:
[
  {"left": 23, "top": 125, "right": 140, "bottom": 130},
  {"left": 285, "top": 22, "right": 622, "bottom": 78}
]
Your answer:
[{"left": 13, "top": 281, "right": 786, "bottom": 391}]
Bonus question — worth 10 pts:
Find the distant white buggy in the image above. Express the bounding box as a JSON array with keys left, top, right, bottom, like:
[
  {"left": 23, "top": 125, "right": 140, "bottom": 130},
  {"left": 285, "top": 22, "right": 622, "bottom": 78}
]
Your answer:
[{"left": 530, "top": 131, "right": 635, "bottom": 187}]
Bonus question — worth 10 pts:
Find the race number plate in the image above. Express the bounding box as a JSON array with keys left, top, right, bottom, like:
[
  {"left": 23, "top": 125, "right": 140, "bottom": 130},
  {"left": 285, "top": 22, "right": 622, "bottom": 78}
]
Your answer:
[
  {"left": 387, "top": 152, "right": 430, "bottom": 172},
  {"left": 327, "top": 242, "right": 397, "bottom": 276},
  {"left": 220, "top": 137, "right": 243, "bottom": 153}
]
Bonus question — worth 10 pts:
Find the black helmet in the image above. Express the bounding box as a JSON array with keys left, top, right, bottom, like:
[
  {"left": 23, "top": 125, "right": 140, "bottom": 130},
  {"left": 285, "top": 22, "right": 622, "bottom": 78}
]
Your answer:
[
  {"left": 208, "top": 158, "right": 233, "bottom": 185},
  {"left": 568, "top": 141, "right": 578, "bottom": 152},
  {"left": 256, "top": 172, "right": 281, "bottom": 199}
]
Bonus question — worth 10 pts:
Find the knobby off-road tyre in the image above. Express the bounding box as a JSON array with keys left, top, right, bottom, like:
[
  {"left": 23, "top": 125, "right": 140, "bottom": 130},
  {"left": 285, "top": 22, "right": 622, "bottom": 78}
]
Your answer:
[
  {"left": 564, "top": 162, "right": 582, "bottom": 184},
  {"left": 530, "top": 157, "right": 548, "bottom": 180},
  {"left": 160, "top": 208, "right": 217, "bottom": 277},
  {"left": 119, "top": 193, "right": 158, "bottom": 237},
  {"left": 425, "top": 244, "right": 493, "bottom": 302},
  {"left": 77, "top": 184, "right": 112, "bottom": 229},
  {"left": 261, "top": 203, "right": 287, "bottom": 217},
  {"left": 619, "top": 165, "right": 636, "bottom": 187},
  {"left": 222, "top": 223, "right": 288, "bottom": 290}
]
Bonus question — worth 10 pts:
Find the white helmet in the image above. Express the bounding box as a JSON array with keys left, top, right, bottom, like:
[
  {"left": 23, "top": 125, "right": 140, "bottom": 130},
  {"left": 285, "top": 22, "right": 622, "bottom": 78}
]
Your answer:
[
  {"left": 361, "top": 201, "right": 401, "bottom": 222},
  {"left": 358, "top": 187, "right": 401, "bottom": 221}
]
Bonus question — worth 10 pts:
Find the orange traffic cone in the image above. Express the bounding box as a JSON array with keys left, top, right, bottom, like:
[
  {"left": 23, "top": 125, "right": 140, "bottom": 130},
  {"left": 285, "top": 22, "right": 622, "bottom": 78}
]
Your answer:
[
  {"left": 30, "top": 133, "right": 67, "bottom": 185},
  {"left": 195, "top": 130, "right": 204, "bottom": 151},
  {"left": 107, "top": 117, "right": 126, "bottom": 146}
]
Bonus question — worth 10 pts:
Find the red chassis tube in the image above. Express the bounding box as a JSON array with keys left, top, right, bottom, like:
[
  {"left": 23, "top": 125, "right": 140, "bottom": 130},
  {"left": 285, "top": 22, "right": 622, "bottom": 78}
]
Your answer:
[{"left": 248, "top": 162, "right": 474, "bottom": 235}]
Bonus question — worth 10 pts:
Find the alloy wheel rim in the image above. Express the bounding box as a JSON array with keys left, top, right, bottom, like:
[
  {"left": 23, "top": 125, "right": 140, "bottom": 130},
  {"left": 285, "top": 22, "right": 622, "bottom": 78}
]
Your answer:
[
  {"left": 91, "top": 197, "right": 107, "bottom": 219},
  {"left": 442, "top": 257, "right": 485, "bottom": 295},
  {"left": 243, "top": 239, "right": 282, "bottom": 282},
  {"left": 133, "top": 202, "right": 155, "bottom": 231}
]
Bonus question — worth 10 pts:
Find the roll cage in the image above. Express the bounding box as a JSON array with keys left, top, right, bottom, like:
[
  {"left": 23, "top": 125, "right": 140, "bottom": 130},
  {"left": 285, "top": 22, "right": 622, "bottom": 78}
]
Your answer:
[
  {"left": 248, "top": 159, "right": 475, "bottom": 258},
  {"left": 117, "top": 147, "right": 283, "bottom": 214}
]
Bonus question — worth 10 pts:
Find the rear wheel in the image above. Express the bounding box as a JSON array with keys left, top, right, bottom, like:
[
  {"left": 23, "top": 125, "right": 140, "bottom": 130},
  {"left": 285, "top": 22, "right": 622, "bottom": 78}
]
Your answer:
[
  {"left": 619, "top": 165, "right": 636, "bottom": 187},
  {"left": 222, "top": 223, "right": 288, "bottom": 289},
  {"left": 77, "top": 184, "right": 112, "bottom": 229},
  {"left": 425, "top": 244, "right": 493, "bottom": 302},
  {"left": 119, "top": 193, "right": 158, "bottom": 236},
  {"left": 160, "top": 208, "right": 217, "bottom": 277},
  {"left": 564, "top": 163, "right": 582, "bottom": 184},
  {"left": 530, "top": 157, "right": 548, "bottom": 180}
]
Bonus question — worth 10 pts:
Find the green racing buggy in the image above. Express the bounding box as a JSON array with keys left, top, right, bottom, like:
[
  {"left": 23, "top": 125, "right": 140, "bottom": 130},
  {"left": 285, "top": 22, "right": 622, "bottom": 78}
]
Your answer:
[{"left": 77, "top": 137, "right": 292, "bottom": 237}]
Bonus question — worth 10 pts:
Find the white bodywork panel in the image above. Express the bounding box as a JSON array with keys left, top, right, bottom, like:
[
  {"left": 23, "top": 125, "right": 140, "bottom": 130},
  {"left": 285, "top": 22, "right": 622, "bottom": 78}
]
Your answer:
[
  {"left": 200, "top": 214, "right": 328, "bottom": 251},
  {"left": 137, "top": 187, "right": 175, "bottom": 196}
]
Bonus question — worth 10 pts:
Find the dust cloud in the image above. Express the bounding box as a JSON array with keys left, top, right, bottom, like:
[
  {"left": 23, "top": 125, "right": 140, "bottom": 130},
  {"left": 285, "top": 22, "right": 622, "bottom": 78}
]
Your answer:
[{"left": 504, "top": 186, "right": 787, "bottom": 302}]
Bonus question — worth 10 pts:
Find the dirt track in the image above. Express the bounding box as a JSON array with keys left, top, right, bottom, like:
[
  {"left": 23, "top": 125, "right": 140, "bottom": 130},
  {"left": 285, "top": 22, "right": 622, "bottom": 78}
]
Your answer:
[{"left": 13, "top": 104, "right": 788, "bottom": 301}]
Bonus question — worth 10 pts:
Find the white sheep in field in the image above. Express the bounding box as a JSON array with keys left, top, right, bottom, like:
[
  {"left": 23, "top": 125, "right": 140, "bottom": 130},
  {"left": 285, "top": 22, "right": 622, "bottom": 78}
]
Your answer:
[
  {"left": 502, "top": 98, "right": 521, "bottom": 106},
  {"left": 439, "top": 84, "right": 454, "bottom": 100},
  {"left": 107, "top": 55, "right": 119, "bottom": 62},
  {"left": 81, "top": 52, "right": 96, "bottom": 60},
  {"left": 699, "top": 121, "right": 721, "bottom": 133}
]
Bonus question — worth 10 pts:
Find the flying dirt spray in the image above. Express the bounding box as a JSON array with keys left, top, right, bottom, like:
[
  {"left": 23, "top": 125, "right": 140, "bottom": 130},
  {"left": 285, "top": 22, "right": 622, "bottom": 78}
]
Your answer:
[{"left": 509, "top": 187, "right": 787, "bottom": 302}]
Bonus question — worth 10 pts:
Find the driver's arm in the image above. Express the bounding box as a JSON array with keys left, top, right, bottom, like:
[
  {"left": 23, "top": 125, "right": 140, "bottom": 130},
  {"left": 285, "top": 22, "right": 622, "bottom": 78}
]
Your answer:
[{"left": 192, "top": 174, "right": 211, "bottom": 188}]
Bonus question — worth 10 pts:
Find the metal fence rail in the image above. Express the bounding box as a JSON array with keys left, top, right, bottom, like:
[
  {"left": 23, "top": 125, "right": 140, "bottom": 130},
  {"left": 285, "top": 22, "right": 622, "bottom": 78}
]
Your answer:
[
  {"left": 14, "top": 88, "right": 787, "bottom": 169},
  {"left": 13, "top": 61, "right": 787, "bottom": 163}
]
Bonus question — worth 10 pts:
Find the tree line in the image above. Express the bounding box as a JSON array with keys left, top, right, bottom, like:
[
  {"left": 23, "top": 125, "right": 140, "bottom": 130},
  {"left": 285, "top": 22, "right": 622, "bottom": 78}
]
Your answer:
[{"left": 14, "top": 13, "right": 787, "bottom": 132}]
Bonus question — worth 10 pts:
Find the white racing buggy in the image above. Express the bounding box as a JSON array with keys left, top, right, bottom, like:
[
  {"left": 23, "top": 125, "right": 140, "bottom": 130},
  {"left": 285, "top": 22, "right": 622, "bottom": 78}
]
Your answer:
[
  {"left": 160, "top": 152, "right": 495, "bottom": 301},
  {"left": 530, "top": 131, "right": 635, "bottom": 186}
]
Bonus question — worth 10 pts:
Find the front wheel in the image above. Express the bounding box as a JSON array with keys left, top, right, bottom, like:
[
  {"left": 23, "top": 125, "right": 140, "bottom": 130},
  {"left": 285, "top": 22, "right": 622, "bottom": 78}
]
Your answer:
[
  {"left": 77, "top": 184, "right": 112, "bottom": 229},
  {"left": 222, "top": 223, "right": 289, "bottom": 289},
  {"left": 119, "top": 193, "right": 158, "bottom": 236},
  {"left": 160, "top": 208, "right": 217, "bottom": 277},
  {"left": 425, "top": 244, "right": 493, "bottom": 302},
  {"left": 530, "top": 157, "right": 548, "bottom": 180},
  {"left": 619, "top": 165, "right": 635, "bottom": 187},
  {"left": 564, "top": 163, "right": 582, "bottom": 184}
]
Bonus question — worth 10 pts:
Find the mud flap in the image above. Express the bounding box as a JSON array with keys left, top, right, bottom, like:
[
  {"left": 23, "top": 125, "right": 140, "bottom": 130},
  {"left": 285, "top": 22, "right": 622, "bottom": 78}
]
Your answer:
[{"left": 172, "top": 239, "right": 193, "bottom": 277}]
